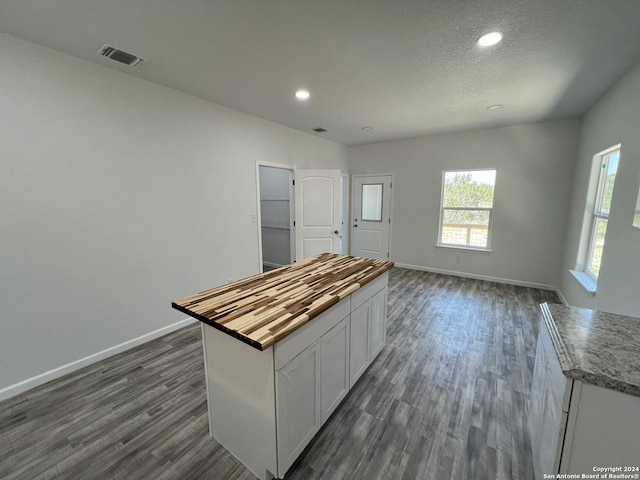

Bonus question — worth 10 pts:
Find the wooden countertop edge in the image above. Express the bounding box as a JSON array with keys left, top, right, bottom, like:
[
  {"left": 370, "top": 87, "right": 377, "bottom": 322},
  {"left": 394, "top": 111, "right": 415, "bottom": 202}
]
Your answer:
[
  {"left": 172, "top": 257, "right": 393, "bottom": 351},
  {"left": 172, "top": 302, "right": 266, "bottom": 350}
]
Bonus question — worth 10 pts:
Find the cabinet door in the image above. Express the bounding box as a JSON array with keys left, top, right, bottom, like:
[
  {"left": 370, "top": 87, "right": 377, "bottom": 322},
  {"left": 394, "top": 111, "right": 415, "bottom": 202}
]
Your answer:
[
  {"left": 531, "top": 316, "right": 571, "bottom": 479},
  {"left": 538, "top": 378, "right": 564, "bottom": 475},
  {"left": 369, "top": 287, "right": 387, "bottom": 360},
  {"left": 321, "top": 317, "right": 350, "bottom": 423},
  {"left": 276, "top": 340, "right": 322, "bottom": 476},
  {"left": 350, "top": 301, "right": 370, "bottom": 388},
  {"left": 530, "top": 332, "right": 547, "bottom": 476}
]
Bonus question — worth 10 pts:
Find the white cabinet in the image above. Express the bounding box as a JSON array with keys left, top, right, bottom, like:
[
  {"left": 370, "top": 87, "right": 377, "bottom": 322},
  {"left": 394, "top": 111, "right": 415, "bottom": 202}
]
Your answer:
[
  {"left": 370, "top": 287, "right": 387, "bottom": 359},
  {"left": 276, "top": 315, "right": 351, "bottom": 474},
  {"left": 349, "top": 275, "right": 388, "bottom": 388},
  {"left": 320, "top": 317, "right": 350, "bottom": 423},
  {"left": 530, "top": 315, "right": 570, "bottom": 478},
  {"left": 276, "top": 341, "right": 322, "bottom": 475},
  {"left": 273, "top": 300, "right": 350, "bottom": 476},
  {"left": 349, "top": 301, "right": 370, "bottom": 387},
  {"left": 530, "top": 314, "right": 640, "bottom": 477},
  {"left": 202, "top": 271, "right": 389, "bottom": 480}
]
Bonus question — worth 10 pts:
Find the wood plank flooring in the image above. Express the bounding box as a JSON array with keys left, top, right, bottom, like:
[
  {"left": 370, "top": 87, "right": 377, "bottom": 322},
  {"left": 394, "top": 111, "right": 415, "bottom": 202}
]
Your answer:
[{"left": 0, "top": 268, "right": 558, "bottom": 479}]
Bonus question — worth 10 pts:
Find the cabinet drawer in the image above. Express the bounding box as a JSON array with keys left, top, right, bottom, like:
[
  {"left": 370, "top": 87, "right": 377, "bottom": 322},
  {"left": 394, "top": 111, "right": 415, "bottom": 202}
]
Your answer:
[
  {"left": 274, "top": 298, "right": 350, "bottom": 370},
  {"left": 351, "top": 272, "right": 388, "bottom": 311}
]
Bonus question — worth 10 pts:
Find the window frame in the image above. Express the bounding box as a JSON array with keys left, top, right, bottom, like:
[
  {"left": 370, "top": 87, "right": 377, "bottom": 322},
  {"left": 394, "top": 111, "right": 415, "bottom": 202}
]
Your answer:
[
  {"left": 437, "top": 168, "right": 497, "bottom": 252},
  {"left": 583, "top": 145, "right": 621, "bottom": 282}
]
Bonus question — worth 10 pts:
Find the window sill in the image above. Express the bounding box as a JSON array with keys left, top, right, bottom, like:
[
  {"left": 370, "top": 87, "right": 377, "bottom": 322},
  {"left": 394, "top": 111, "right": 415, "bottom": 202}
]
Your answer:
[
  {"left": 569, "top": 270, "right": 597, "bottom": 295},
  {"left": 436, "top": 244, "right": 492, "bottom": 254}
]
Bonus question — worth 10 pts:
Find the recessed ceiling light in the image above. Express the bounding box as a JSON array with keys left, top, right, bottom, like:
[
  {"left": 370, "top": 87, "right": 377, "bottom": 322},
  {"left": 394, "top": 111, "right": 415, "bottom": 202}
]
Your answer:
[
  {"left": 477, "top": 32, "right": 503, "bottom": 47},
  {"left": 295, "top": 89, "right": 310, "bottom": 100},
  {"left": 487, "top": 104, "right": 503, "bottom": 110},
  {"left": 362, "top": 126, "right": 373, "bottom": 131}
]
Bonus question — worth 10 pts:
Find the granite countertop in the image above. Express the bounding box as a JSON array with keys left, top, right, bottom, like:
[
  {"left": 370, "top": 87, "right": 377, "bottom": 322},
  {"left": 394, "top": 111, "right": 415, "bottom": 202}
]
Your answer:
[
  {"left": 172, "top": 253, "right": 394, "bottom": 351},
  {"left": 541, "top": 303, "right": 640, "bottom": 398}
]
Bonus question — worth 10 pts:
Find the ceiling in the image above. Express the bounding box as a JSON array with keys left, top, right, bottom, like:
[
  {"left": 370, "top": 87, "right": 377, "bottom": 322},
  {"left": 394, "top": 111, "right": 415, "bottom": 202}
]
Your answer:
[{"left": 2, "top": 0, "right": 640, "bottom": 146}]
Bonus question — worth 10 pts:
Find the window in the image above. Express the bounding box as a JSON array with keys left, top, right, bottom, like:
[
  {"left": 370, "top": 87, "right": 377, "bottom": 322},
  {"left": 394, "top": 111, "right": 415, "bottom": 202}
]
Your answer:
[
  {"left": 584, "top": 146, "right": 620, "bottom": 280},
  {"left": 361, "top": 183, "right": 383, "bottom": 222},
  {"left": 438, "top": 169, "right": 496, "bottom": 250}
]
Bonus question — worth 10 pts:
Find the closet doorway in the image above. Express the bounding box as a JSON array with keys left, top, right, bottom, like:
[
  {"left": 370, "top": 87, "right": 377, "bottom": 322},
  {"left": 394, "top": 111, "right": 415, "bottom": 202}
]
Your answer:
[{"left": 257, "top": 165, "right": 295, "bottom": 272}]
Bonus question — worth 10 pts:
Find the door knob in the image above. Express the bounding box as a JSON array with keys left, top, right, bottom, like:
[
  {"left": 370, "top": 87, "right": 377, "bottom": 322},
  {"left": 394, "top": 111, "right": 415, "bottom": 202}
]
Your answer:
[
  {"left": 334, "top": 230, "right": 339, "bottom": 234},
  {"left": 353, "top": 225, "right": 358, "bottom": 228}
]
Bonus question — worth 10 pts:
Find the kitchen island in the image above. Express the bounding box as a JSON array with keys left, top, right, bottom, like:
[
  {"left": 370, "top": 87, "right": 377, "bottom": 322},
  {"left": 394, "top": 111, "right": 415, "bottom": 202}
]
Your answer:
[
  {"left": 172, "top": 253, "right": 394, "bottom": 480},
  {"left": 529, "top": 303, "right": 640, "bottom": 478}
]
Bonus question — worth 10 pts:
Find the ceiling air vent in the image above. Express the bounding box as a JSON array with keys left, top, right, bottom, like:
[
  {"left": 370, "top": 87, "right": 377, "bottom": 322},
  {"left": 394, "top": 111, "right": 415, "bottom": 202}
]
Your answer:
[
  {"left": 312, "top": 127, "right": 330, "bottom": 133},
  {"left": 98, "top": 44, "right": 145, "bottom": 66}
]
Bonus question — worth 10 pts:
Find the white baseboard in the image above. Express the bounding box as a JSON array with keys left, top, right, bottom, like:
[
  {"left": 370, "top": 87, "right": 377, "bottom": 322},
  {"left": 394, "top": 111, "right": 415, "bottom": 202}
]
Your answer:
[
  {"left": 553, "top": 287, "right": 569, "bottom": 305},
  {"left": 0, "top": 317, "right": 197, "bottom": 403},
  {"left": 394, "top": 262, "right": 559, "bottom": 292}
]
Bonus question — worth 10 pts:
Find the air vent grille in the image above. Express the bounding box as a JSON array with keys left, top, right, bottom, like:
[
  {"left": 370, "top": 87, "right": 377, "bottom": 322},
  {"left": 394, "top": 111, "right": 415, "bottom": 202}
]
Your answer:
[
  {"left": 312, "top": 127, "right": 330, "bottom": 133},
  {"left": 98, "top": 44, "right": 145, "bottom": 67}
]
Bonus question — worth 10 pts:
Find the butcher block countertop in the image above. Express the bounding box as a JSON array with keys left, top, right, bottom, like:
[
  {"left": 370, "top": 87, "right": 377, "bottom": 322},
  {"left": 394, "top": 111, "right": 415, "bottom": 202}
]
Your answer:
[{"left": 172, "top": 253, "right": 394, "bottom": 351}]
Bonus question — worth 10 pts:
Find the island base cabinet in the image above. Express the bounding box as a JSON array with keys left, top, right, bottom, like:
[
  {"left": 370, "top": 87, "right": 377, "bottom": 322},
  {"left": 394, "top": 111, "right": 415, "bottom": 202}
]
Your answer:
[
  {"left": 349, "top": 301, "right": 370, "bottom": 387},
  {"left": 276, "top": 341, "right": 322, "bottom": 476},
  {"left": 370, "top": 287, "right": 388, "bottom": 359},
  {"left": 201, "top": 271, "right": 389, "bottom": 480},
  {"left": 350, "top": 281, "right": 388, "bottom": 388},
  {"left": 201, "top": 325, "right": 278, "bottom": 480},
  {"left": 276, "top": 315, "right": 351, "bottom": 476},
  {"left": 320, "top": 317, "right": 350, "bottom": 423}
]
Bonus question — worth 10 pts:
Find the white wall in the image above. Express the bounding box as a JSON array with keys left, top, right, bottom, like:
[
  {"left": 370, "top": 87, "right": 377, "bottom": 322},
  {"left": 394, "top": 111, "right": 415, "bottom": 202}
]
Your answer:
[
  {"left": 347, "top": 120, "right": 581, "bottom": 288},
  {"left": 0, "top": 34, "right": 347, "bottom": 394},
  {"left": 559, "top": 61, "right": 640, "bottom": 317}
]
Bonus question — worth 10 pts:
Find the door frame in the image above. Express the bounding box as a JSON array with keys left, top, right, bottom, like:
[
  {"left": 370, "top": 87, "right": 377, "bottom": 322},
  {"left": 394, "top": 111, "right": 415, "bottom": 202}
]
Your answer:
[
  {"left": 255, "top": 161, "right": 296, "bottom": 273},
  {"left": 340, "top": 173, "right": 350, "bottom": 255},
  {"left": 350, "top": 173, "right": 395, "bottom": 260}
]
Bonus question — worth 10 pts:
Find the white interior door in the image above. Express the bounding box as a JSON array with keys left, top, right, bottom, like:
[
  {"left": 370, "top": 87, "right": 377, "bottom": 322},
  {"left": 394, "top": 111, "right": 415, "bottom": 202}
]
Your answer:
[
  {"left": 295, "top": 169, "right": 341, "bottom": 261},
  {"left": 351, "top": 175, "right": 392, "bottom": 260}
]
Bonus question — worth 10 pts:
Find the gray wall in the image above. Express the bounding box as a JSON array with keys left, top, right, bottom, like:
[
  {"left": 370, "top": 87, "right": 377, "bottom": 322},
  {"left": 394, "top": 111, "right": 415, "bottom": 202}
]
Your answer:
[
  {"left": 0, "top": 34, "right": 347, "bottom": 392},
  {"left": 347, "top": 120, "right": 581, "bottom": 288},
  {"left": 559, "top": 61, "right": 640, "bottom": 316}
]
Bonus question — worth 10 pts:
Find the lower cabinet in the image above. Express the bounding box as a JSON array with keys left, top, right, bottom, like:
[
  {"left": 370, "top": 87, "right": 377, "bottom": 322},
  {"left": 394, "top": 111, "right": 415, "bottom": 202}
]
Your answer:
[
  {"left": 276, "top": 316, "right": 351, "bottom": 475},
  {"left": 203, "top": 272, "right": 389, "bottom": 480},
  {"left": 529, "top": 318, "right": 569, "bottom": 478},
  {"left": 370, "top": 287, "right": 388, "bottom": 359},
  {"left": 350, "top": 284, "right": 388, "bottom": 388},
  {"left": 530, "top": 311, "right": 640, "bottom": 477},
  {"left": 276, "top": 341, "right": 322, "bottom": 475},
  {"left": 349, "top": 301, "right": 370, "bottom": 387},
  {"left": 320, "top": 317, "right": 350, "bottom": 423}
]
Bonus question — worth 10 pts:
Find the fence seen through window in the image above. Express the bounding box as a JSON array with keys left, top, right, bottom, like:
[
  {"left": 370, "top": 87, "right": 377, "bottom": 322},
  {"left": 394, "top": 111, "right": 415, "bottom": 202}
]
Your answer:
[{"left": 439, "top": 169, "right": 496, "bottom": 249}]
